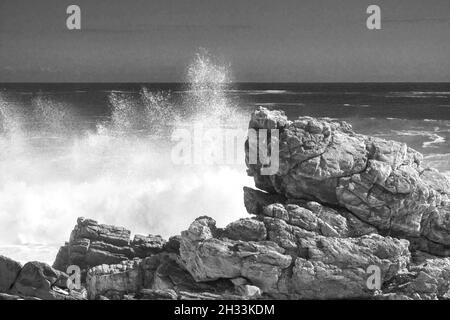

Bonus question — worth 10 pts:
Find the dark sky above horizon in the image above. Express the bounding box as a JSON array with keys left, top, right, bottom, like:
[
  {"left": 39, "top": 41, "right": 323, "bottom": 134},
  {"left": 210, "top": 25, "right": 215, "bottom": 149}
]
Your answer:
[{"left": 1, "top": 0, "right": 450, "bottom": 82}]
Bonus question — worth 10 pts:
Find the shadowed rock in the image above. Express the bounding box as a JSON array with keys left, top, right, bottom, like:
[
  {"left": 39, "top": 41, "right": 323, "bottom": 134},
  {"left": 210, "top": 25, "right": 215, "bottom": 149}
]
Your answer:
[
  {"left": 11, "top": 261, "right": 74, "bottom": 300},
  {"left": 0, "top": 255, "right": 22, "bottom": 293}
]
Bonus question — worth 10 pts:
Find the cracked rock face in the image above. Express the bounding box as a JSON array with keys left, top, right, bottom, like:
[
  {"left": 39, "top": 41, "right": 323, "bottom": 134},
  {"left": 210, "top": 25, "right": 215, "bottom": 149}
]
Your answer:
[
  {"left": 86, "top": 259, "right": 141, "bottom": 299},
  {"left": 179, "top": 214, "right": 410, "bottom": 299},
  {"left": 53, "top": 217, "right": 166, "bottom": 273},
  {"left": 246, "top": 107, "right": 450, "bottom": 256},
  {"left": 180, "top": 217, "right": 292, "bottom": 294}
]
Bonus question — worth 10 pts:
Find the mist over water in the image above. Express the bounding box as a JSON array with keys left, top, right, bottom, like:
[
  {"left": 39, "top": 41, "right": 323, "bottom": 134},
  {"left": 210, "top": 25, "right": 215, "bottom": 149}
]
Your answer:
[{"left": 0, "top": 52, "right": 252, "bottom": 264}]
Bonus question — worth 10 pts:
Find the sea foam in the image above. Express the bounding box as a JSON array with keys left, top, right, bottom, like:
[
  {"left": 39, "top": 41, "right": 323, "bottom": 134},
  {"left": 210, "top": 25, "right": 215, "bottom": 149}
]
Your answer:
[{"left": 0, "top": 51, "right": 251, "bottom": 264}]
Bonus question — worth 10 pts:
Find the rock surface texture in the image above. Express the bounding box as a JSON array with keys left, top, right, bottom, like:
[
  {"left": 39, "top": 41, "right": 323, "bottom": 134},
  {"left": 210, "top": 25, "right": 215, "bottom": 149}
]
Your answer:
[
  {"left": 1, "top": 108, "right": 449, "bottom": 300},
  {"left": 246, "top": 107, "right": 450, "bottom": 257},
  {"left": 53, "top": 217, "right": 166, "bottom": 274}
]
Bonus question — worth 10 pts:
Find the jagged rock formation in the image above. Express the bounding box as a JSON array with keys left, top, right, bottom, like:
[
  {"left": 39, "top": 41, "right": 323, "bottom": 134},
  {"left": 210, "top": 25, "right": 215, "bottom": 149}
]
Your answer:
[
  {"left": 246, "top": 107, "right": 450, "bottom": 256},
  {"left": 53, "top": 217, "right": 166, "bottom": 273},
  {"left": 179, "top": 215, "right": 409, "bottom": 299},
  {"left": 1, "top": 211, "right": 449, "bottom": 300},
  {"left": 383, "top": 256, "right": 450, "bottom": 299},
  {"left": 1, "top": 108, "right": 450, "bottom": 300},
  {"left": 241, "top": 188, "right": 414, "bottom": 298}
]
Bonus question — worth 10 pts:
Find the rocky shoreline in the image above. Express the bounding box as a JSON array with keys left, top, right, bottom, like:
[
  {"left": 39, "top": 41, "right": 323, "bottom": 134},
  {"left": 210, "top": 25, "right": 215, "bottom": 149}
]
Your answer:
[{"left": 1, "top": 107, "right": 449, "bottom": 300}]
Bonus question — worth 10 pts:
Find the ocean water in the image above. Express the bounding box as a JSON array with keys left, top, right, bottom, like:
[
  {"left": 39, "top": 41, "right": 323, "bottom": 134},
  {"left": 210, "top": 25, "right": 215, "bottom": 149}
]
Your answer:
[{"left": 1, "top": 78, "right": 449, "bottom": 264}]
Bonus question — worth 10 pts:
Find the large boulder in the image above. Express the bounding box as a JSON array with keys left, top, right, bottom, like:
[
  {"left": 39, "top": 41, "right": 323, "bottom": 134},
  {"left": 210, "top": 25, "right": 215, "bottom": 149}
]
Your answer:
[
  {"left": 0, "top": 255, "right": 22, "bottom": 293},
  {"left": 180, "top": 216, "right": 292, "bottom": 294},
  {"left": 11, "top": 261, "right": 72, "bottom": 300},
  {"left": 246, "top": 107, "right": 450, "bottom": 256}
]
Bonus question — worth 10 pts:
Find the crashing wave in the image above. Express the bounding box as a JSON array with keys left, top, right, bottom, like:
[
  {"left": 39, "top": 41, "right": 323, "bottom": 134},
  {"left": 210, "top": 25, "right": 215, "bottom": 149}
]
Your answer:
[{"left": 0, "top": 50, "right": 252, "bottom": 260}]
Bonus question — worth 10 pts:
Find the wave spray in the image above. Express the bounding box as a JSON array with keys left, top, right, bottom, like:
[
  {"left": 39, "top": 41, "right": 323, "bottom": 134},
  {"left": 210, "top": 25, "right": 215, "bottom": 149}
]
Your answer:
[{"left": 0, "top": 51, "right": 252, "bottom": 264}]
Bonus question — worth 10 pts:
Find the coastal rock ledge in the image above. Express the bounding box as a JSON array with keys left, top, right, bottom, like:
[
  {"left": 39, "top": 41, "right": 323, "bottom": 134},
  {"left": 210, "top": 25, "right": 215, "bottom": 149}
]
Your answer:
[{"left": 1, "top": 107, "right": 450, "bottom": 300}]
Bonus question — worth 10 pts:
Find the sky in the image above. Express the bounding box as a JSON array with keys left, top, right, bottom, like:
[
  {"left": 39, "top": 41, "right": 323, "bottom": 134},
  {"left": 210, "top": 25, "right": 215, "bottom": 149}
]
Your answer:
[{"left": 0, "top": 0, "right": 450, "bottom": 82}]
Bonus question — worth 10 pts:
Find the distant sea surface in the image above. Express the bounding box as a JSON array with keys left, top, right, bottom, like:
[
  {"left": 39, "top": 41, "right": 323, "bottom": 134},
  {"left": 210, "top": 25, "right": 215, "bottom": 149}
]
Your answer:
[
  {"left": 0, "top": 82, "right": 449, "bottom": 264},
  {"left": 2, "top": 82, "right": 449, "bottom": 170}
]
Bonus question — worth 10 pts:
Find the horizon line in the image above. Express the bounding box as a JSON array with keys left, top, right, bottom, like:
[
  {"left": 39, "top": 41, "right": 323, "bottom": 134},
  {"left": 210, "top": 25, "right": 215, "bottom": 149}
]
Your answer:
[{"left": 1, "top": 81, "right": 450, "bottom": 85}]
